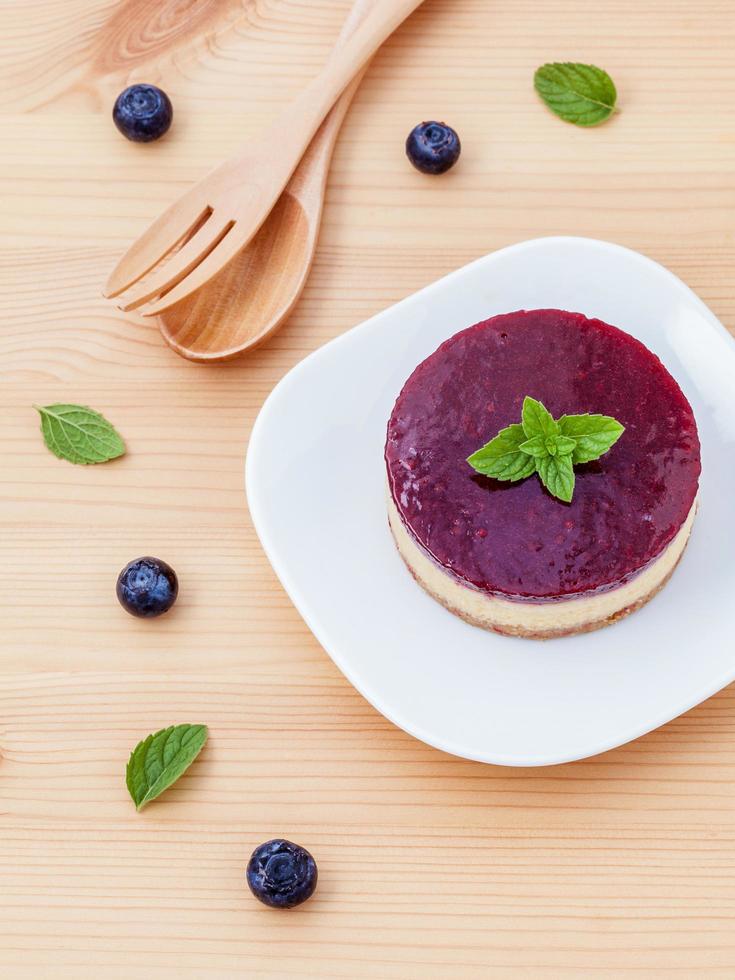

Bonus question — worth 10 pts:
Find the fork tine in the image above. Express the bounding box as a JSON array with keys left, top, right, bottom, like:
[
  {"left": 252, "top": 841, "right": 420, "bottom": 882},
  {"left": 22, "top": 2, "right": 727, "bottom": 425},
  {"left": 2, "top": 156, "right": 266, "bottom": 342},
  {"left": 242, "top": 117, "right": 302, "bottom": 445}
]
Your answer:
[
  {"left": 104, "top": 195, "right": 213, "bottom": 299},
  {"left": 117, "top": 215, "right": 236, "bottom": 312},
  {"left": 135, "top": 228, "right": 250, "bottom": 317}
]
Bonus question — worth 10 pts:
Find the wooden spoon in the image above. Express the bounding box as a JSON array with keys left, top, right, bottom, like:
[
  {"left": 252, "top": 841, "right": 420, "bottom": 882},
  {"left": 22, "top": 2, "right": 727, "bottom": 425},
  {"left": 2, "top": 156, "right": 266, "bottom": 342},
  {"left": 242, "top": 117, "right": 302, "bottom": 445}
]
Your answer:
[{"left": 157, "top": 0, "right": 372, "bottom": 362}]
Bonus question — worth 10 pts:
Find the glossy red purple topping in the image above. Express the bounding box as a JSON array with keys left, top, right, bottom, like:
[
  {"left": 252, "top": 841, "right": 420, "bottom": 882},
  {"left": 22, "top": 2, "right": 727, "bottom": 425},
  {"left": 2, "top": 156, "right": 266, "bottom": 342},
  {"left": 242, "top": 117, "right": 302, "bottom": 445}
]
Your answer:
[{"left": 385, "top": 309, "right": 700, "bottom": 600}]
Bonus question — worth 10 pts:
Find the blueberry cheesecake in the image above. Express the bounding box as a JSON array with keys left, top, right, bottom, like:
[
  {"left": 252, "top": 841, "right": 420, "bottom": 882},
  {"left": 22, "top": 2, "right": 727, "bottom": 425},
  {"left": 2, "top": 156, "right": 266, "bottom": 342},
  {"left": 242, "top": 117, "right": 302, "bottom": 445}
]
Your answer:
[{"left": 385, "top": 309, "right": 700, "bottom": 638}]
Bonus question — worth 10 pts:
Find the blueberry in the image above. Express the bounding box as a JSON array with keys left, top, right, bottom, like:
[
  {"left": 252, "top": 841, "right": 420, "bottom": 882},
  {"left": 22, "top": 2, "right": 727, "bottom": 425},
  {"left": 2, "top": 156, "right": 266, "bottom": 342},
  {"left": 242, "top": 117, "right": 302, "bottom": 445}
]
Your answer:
[
  {"left": 406, "top": 121, "right": 461, "bottom": 175},
  {"left": 113, "top": 84, "right": 173, "bottom": 143},
  {"left": 246, "top": 839, "right": 318, "bottom": 909},
  {"left": 116, "top": 557, "right": 178, "bottom": 618}
]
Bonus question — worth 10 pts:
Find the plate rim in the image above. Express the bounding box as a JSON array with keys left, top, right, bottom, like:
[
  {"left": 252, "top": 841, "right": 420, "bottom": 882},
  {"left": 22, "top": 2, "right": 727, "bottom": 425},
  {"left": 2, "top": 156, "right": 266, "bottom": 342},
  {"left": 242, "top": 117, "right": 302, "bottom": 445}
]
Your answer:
[{"left": 246, "top": 235, "right": 735, "bottom": 766}]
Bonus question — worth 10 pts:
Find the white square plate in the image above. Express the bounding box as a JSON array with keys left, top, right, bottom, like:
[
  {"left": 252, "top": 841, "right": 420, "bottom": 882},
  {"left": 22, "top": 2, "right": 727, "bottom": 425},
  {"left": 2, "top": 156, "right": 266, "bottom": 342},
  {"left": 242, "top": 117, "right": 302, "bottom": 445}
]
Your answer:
[{"left": 246, "top": 237, "right": 735, "bottom": 766}]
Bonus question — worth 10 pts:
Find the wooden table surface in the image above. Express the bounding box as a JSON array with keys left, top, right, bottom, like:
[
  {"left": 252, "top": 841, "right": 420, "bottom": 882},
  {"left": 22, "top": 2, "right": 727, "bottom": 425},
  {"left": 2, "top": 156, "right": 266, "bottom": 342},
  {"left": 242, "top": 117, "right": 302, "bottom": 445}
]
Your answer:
[{"left": 2, "top": 0, "right": 735, "bottom": 976}]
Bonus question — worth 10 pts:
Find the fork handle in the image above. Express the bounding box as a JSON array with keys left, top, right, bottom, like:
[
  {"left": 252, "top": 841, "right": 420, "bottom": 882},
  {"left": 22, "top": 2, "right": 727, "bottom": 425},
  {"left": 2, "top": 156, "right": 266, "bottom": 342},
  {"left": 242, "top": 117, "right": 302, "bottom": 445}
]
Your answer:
[
  {"left": 283, "top": 0, "right": 423, "bottom": 134},
  {"left": 222, "top": 0, "right": 424, "bottom": 185},
  {"left": 332, "top": 0, "right": 377, "bottom": 49},
  {"left": 287, "top": 0, "right": 375, "bottom": 197}
]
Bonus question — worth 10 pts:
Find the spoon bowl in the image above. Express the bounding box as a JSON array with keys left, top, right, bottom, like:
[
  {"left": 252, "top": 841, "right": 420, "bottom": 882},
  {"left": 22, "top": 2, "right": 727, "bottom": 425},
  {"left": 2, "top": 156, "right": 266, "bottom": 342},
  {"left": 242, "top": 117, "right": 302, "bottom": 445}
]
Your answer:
[{"left": 158, "top": 190, "right": 311, "bottom": 360}]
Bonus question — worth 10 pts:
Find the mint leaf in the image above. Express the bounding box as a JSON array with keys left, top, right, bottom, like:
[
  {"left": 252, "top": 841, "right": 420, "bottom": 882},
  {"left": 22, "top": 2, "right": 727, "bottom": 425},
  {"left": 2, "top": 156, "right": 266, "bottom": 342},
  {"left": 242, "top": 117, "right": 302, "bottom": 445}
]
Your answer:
[
  {"left": 467, "top": 398, "right": 623, "bottom": 502},
  {"left": 558, "top": 414, "right": 625, "bottom": 464},
  {"left": 126, "top": 724, "right": 208, "bottom": 811},
  {"left": 521, "top": 397, "right": 558, "bottom": 440},
  {"left": 35, "top": 404, "right": 125, "bottom": 465},
  {"left": 534, "top": 62, "right": 617, "bottom": 127},
  {"left": 521, "top": 431, "right": 578, "bottom": 460},
  {"left": 555, "top": 434, "right": 577, "bottom": 456},
  {"left": 518, "top": 434, "right": 548, "bottom": 458},
  {"left": 537, "top": 454, "right": 575, "bottom": 503},
  {"left": 467, "top": 423, "right": 537, "bottom": 482}
]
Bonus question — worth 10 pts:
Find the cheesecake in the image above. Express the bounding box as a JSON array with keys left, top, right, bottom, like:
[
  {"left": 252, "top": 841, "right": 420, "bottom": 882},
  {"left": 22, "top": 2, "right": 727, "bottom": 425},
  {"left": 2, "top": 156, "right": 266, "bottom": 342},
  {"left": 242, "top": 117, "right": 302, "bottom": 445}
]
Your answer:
[{"left": 384, "top": 309, "right": 701, "bottom": 638}]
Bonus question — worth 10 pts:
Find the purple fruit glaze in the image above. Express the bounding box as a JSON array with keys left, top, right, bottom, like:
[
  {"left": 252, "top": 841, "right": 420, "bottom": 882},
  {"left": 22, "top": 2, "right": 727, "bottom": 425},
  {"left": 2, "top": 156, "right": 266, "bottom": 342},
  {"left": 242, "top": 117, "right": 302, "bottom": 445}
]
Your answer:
[{"left": 385, "top": 309, "right": 701, "bottom": 601}]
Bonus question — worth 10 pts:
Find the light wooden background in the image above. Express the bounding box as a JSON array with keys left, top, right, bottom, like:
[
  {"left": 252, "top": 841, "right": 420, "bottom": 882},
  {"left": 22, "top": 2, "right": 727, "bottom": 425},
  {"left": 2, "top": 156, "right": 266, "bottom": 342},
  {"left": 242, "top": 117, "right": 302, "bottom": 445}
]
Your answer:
[{"left": 2, "top": 0, "right": 735, "bottom": 976}]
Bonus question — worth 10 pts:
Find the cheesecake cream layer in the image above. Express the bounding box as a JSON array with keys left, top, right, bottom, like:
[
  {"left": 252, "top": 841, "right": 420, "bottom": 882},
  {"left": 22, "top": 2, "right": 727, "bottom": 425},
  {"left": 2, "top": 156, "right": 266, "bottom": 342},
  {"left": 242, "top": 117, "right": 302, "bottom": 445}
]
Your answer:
[{"left": 388, "top": 495, "right": 696, "bottom": 639}]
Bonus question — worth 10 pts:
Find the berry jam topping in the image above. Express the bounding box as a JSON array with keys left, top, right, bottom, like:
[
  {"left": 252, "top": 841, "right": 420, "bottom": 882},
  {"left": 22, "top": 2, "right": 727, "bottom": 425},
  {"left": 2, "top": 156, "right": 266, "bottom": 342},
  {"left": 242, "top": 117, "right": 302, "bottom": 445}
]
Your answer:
[{"left": 385, "top": 309, "right": 701, "bottom": 600}]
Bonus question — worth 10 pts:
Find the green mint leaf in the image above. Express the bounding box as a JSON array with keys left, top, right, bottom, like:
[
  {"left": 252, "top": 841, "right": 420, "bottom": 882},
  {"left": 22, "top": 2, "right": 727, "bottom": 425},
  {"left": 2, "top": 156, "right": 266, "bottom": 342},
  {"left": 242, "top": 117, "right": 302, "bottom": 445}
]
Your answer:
[
  {"left": 467, "top": 399, "right": 623, "bottom": 502},
  {"left": 467, "top": 423, "right": 537, "bottom": 482},
  {"left": 555, "top": 434, "right": 577, "bottom": 456},
  {"left": 537, "top": 453, "right": 575, "bottom": 503},
  {"left": 519, "top": 434, "right": 549, "bottom": 459},
  {"left": 521, "top": 397, "right": 558, "bottom": 440},
  {"left": 558, "top": 414, "right": 625, "bottom": 464},
  {"left": 534, "top": 62, "right": 617, "bottom": 127},
  {"left": 35, "top": 404, "right": 125, "bottom": 465},
  {"left": 126, "top": 724, "right": 208, "bottom": 811}
]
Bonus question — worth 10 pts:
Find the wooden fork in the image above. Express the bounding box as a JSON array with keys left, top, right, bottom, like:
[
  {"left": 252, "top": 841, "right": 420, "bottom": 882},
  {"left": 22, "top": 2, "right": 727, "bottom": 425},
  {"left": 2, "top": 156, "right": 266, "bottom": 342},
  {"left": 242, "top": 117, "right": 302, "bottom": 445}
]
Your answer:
[{"left": 104, "top": 0, "right": 424, "bottom": 317}]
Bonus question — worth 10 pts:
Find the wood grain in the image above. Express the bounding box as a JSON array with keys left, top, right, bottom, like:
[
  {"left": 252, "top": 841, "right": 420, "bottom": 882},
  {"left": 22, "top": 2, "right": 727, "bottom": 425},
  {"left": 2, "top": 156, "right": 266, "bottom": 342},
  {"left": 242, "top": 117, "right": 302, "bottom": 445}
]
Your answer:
[{"left": 2, "top": 0, "right": 735, "bottom": 976}]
